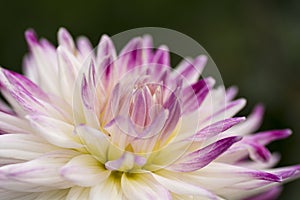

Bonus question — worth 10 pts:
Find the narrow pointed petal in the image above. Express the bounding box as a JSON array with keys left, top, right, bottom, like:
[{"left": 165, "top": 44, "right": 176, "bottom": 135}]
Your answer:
[
  {"left": 182, "top": 77, "right": 215, "bottom": 113},
  {"left": 119, "top": 37, "right": 144, "bottom": 71},
  {"left": 24, "top": 30, "right": 60, "bottom": 95},
  {"left": 58, "top": 27, "right": 76, "bottom": 53},
  {"left": 150, "top": 45, "right": 170, "bottom": 69},
  {"left": 204, "top": 98, "right": 246, "bottom": 124},
  {"left": 219, "top": 129, "right": 291, "bottom": 163},
  {"left": 168, "top": 136, "right": 241, "bottom": 172},
  {"left": 0, "top": 68, "right": 69, "bottom": 120},
  {"left": 57, "top": 46, "right": 80, "bottom": 102},
  {"left": 228, "top": 104, "right": 265, "bottom": 136},
  {"left": 174, "top": 55, "right": 207, "bottom": 85},
  {"left": 191, "top": 117, "right": 246, "bottom": 141},
  {"left": 76, "top": 36, "right": 93, "bottom": 59}
]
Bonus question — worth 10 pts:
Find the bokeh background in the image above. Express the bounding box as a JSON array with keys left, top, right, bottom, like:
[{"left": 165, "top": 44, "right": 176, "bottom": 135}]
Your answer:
[{"left": 0, "top": 0, "right": 300, "bottom": 199}]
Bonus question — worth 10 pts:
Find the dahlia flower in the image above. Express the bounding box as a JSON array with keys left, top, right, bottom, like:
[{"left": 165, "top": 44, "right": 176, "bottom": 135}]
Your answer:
[{"left": 0, "top": 27, "right": 299, "bottom": 200}]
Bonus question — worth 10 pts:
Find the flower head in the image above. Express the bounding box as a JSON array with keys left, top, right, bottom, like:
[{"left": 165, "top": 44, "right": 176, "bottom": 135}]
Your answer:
[{"left": 0, "top": 28, "right": 299, "bottom": 199}]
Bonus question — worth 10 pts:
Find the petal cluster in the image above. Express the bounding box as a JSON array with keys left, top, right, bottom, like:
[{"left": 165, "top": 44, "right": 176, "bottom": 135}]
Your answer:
[{"left": 0, "top": 28, "right": 299, "bottom": 200}]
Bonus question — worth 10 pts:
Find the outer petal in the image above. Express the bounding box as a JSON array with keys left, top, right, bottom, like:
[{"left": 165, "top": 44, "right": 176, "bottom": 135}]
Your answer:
[
  {"left": 152, "top": 170, "right": 218, "bottom": 199},
  {"left": 174, "top": 55, "right": 207, "bottom": 85},
  {"left": 0, "top": 134, "right": 60, "bottom": 165},
  {"left": 61, "top": 154, "right": 110, "bottom": 187},
  {"left": 0, "top": 111, "right": 31, "bottom": 133},
  {"left": 168, "top": 136, "right": 241, "bottom": 172},
  {"left": 0, "top": 68, "right": 69, "bottom": 121},
  {"left": 27, "top": 115, "right": 82, "bottom": 149},
  {"left": 0, "top": 150, "right": 78, "bottom": 192},
  {"left": 25, "top": 30, "right": 59, "bottom": 95}
]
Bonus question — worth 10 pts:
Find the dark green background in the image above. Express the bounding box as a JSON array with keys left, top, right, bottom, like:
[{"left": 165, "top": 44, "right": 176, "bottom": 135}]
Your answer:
[{"left": 0, "top": 0, "right": 300, "bottom": 199}]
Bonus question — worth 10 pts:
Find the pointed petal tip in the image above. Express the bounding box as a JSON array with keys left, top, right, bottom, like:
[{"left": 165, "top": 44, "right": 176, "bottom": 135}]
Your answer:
[
  {"left": 25, "top": 29, "right": 39, "bottom": 46},
  {"left": 253, "top": 103, "right": 265, "bottom": 115}
]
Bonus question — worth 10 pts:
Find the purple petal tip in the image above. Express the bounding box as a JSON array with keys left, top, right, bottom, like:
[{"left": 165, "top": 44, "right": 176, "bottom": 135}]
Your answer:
[{"left": 25, "top": 29, "right": 39, "bottom": 45}]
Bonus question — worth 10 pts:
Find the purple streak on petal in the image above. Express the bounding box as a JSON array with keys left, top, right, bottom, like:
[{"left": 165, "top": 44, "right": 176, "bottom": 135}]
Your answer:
[
  {"left": 246, "top": 171, "right": 281, "bottom": 182},
  {"left": 138, "top": 109, "right": 168, "bottom": 139},
  {"left": 238, "top": 104, "right": 265, "bottom": 134},
  {"left": 119, "top": 37, "right": 143, "bottom": 70},
  {"left": 142, "top": 35, "right": 153, "bottom": 63},
  {"left": 25, "top": 29, "right": 39, "bottom": 48},
  {"left": 192, "top": 117, "right": 246, "bottom": 140},
  {"left": 244, "top": 186, "right": 282, "bottom": 200},
  {"left": 58, "top": 27, "right": 75, "bottom": 51},
  {"left": 151, "top": 45, "right": 170, "bottom": 66},
  {"left": 225, "top": 86, "right": 238, "bottom": 101},
  {"left": 97, "top": 35, "right": 116, "bottom": 59},
  {"left": 160, "top": 89, "right": 181, "bottom": 142},
  {"left": 251, "top": 129, "right": 292, "bottom": 146},
  {"left": 81, "top": 75, "right": 92, "bottom": 110},
  {"left": 169, "top": 136, "right": 242, "bottom": 172},
  {"left": 182, "top": 77, "right": 214, "bottom": 113},
  {"left": 88, "top": 59, "right": 96, "bottom": 86},
  {"left": 101, "top": 56, "right": 113, "bottom": 80},
  {"left": 230, "top": 129, "right": 292, "bottom": 162},
  {"left": 204, "top": 98, "right": 246, "bottom": 122},
  {"left": 269, "top": 164, "right": 300, "bottom": 180},
  {"left": 131, "top": 89, "right": 147, "bottom": 127},
  {"left": 180, "top": 55, "right": 207, "bottom": 79},
  {"left": 104, "top": 115, "right": 137, "bottom": 138},
  {"left": 2, "top": 69, "right": 48, "bottom": 100},
  {"left": 76, "top": 36, "right": 93, "bottom": 57},
  {"left": 246, "top": 142, "right": 271, "bottom": 162}
]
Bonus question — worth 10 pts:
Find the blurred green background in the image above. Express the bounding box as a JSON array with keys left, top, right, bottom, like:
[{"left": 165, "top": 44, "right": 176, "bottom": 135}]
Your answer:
[{"left": 0, "top": 0, "right": 300, "bottom": 199}]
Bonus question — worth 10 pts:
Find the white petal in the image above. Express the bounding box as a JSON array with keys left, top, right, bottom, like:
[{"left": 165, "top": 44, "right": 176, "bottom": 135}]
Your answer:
[
  {"left": 0, "top": 134, "right": 60, "bottom": 164},
  {"left": 61, "top": 154, "right": 110, "bottom": 187},
  {"left": 0, "top": 111, "right": 31, "bottom": 133},
  {"left": 57, "top": 46, "right": 80, "bottom": 103},
  {"left": 35, "top": 189, "right": 69, "bottom": 200},
  {"left": 90, "top": 176, "right": 123, "bottom": 200},
  {"left": 27, "top": 115, "right": 82, "bottom": 149},
  {"left": 66, "top": 186, "right": 90, "bottom": 200},
  {"left": 121, "top": 173, "right": 171, "bottom": 200},
  {"left": 0, "top": 189, "right": 40, "bottom": 200},
  {"left": 0, "top": 150, "right": 78, "bottom": 192},
  {"left": 152, "top": 171, "right": 218, "bottom": 199},
  {"left": 75, "top": 125, "right": 112, "bottom": 163}
]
